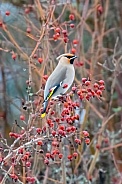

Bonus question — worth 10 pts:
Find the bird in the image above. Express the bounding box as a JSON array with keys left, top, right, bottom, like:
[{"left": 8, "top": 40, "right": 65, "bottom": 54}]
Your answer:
[{"left": 41, "top": 53, "right": 77, "bottom": 118}]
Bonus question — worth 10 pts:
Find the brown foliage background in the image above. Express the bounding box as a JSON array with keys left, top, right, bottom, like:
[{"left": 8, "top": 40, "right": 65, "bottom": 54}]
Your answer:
[{"left": 0, "top": 0, "right": 122, "bottom": 184}]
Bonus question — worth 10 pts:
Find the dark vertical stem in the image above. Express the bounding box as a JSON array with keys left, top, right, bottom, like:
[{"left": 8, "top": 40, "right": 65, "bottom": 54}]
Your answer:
[{"left": 1, "top": 63, "right": 8, "bottom": 137}]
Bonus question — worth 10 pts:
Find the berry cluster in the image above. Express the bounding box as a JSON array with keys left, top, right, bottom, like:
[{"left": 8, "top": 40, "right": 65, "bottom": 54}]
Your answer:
[
  {"left": 1, "top": 77, "right": 104, "bottom": 183},
  {"left": 75, "top": 78, "right": 105, "bottom": 101},
  {"left": 52, "top": 14, "right": 75, "bottom": 43}
]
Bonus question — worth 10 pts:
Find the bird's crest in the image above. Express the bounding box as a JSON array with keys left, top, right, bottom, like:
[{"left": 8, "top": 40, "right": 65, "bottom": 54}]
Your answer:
[{"left": 56, "top": 53, "right": 74, "bottom": 60}]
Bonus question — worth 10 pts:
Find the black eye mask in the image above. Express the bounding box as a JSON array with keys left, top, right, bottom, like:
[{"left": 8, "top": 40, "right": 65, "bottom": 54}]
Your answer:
[{"left": 65, "top": 55, "right": 73, "bottom": 59}]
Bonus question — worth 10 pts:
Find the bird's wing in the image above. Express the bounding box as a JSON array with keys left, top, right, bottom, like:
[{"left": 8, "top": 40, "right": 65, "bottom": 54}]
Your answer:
[
  {"left": 44, "top": 64, "right": 67, "bottom": 99},
  {"left": 44, "top": 82, "right": 63, "bottom": 102}
]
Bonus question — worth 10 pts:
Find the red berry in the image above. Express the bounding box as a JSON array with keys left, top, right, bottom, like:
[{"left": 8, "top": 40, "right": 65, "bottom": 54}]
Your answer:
[
  {"left": 91, "top": 90, "right": 95, "bottom": 97},
  {"left": 82, "top": 130, "right": 89, "bottom": 137},
  {"left": 98, "top": 80, "right": 105, "bottom": 85},
  {"left": 0, "top": 157, "right": 3, "bottom": 163},
  {"left": 73, "top": 152, "right": 78, "bottom": 158},
  {"left": 76, "top": 102, "right": 80, "bottom": 108},
  {"left": 18, "top": 148, "right": 24, "bottom": 154},
  {"left": 26, "top": 161, "right": 31, "bottom": 167},
  {"left": 51, "top": 130, "right": 56, "bottom": 136},
  {"left": 42, "top": 126, "right": 46, "bottom": 132},
  {"left": 69, "top": 14, "right": 75, "bottom": 21},
  {"left": 79, "top": 94, "right": 84, "bottom": 100},
  {"left": 55, "top": 118, "right": 60, "bottom": 123},
  {"left": 85, "top": 95, "right": 90, "bottom": 101},
  {"left": 44, "top": 159, "right": 49, "bottom": 165},
  {"left": 52, "top": 141, "right": 59, "bottom": 147},
  {"left": 5, "top": 11, "right": 10, "bottom": 16},
  {"left": 45, "top": 153, "right": 51, "bottom": 158},
  {"left": 56, "top": 33, "right": 60, "bottom": 37},
  {"left": 96, "top": 144, "right": 100, "bottom": 149},
  {"left": 63, "top": 84, "right": 68, "bottom": 88},
  {"left": 71, "top": 48, "right": 76, "bottom": 54},
  {"left": 25, "top": 151, "right": 31, "bottom": 156},
  {"left": 79, "top": 61, "right": 84, "bottom": 66},
  {"left": 61, "top": 117, "right": 65, "bottom": 121},
  {"left": 67, "top": 154, "right": 73, "bottom": 161},
  {"left": 58, "top": 129, "right": 64, "bottom": 135},
  {"left": 10, "top": 174, "right": 18, "bottom": 181},
  {"left": 73, "top": 39, "right": 78, "bottom": 45},
  {"left": 33, "top": 54, "right": 37, "bottom": 58},
  {"left": 12, "top": 53, "right": 16, "bottom": 60},
  {"left": 37, "top": 140, "right": 43, "bottom": 146},
  {"left": 87, "top": 88, "right": 91, "bottom": 92},
  {"left": 87, "top": 92, "right": 92, "bottom": 97},
  {"left": 52, "top": 149, "right": 60, "bottom": 155},
  {"left": 59, "top": 153, "right": 63, "bottom": 159},
  {"left": 71, "top": 126, "right": 76, "bottom": 132},
  {"left": 74, "top": 114, "right": 79, "bottom": 120},
  {"left": 47, "top": 119, "right": 52, "bottom": 125},
  {"left": 36, "top": 128, "right": 42, "bottom": 134},
  {"left": 49, "top": 122, "right": 54, "bottom": 128},
  {"left": 93, "top": 83, "right": 99, "bottom": 89},
  {"left": 50, "top": 154, "right": 54, "bottom": 160},
  {"left": 75, "top": 62, "right": 79, "bottom": 67},
  {"left": 72, "top": 86, "right": 77, "bottom": 91},
  {"left": 39, "top": 149, "right": 44, "bottom": 153},
  {"left": 49, "top": 123, "right": 54, "bottom": 127},
  {"left": 85, "top": 80, "right": 90, "bottom": 86},
  {"left": 59, "top": 125, "right": 65, "bottom": 131},
  {"left": 75, "top": 138, "right": 81, "bottom": 144},
  {"left": 51, "top": 108, "right": 55, "bottom": 113},
  {"left": 88, "top": 175, "right": 92, "bottom": 181},
  {"left": 97, "top": 4, "right": 103, "bottom": 14},
  {"left": 26, "top": 27, "right": 31, "bottom": 33},
  {"left": 53, "top": 34, "right": 58, "bottom": 41},
  {"left": 20, "top": 115, "right": 25, "bottom": 121},
  {"left": 43, "top": 75, "right": 48, "bottom": 80},
  {"left": 63, "top": 37, "right": 69, "bottom": 43},
  {"left": 26, "top": 177, "right": 31, "bottom": 182},
  {"left": 0, "top": 21, "right": 3, "bottom": 27},
  {"left": 104, "top": 138, "right": 109, "bottom": 144},
  {"left": 63, "top": 102, "right": 68, "bottom": 108},
  {"left": 66, "top": 127, "right": 71, "bottom": 133},
  {"left": 77, "top": 90, "right": 81, "bottom": 96},
  {"left": 81, "top": 89, "right": 86, "bottom": 93},
  {"left": 62, "top": 30, "right": 67, "bottom": 35},
  {"left": 38, "top": 58, "right": 43, "bottom": 64},
  {"left": 82, "top": 78, "right": 87, "bottom": 83},
  {"left": 85, "top": 138, "right": 90, "bottom": 145},
  {"left": 55, "top": 27, "right": 60, "bottom": 33},
  {"left": 9, "top": 132, "right": 14, "bottom": 137},
  {"left": 96, "top": 90, "right": 102, "bottom": 96},
  {"left": 99, "top": 85, "right": 105, "bottom": 90},
  {"left": 70, "top": 23, "right": 75, "bottom": 28},
  {"left": 30, "top": 177, "right": 35, "bottom": 183},
  {"left": 25, "top": 8, "right": 30, "bottom": 14},
  {"left": 71, "top": 116, "right": 75, "bottom": 121},
  {"left": 26, "top": 80, "right": 29, "bottom": 85},
  {"left": 13, "top": 133, "right": 20, "bottom": 138}
]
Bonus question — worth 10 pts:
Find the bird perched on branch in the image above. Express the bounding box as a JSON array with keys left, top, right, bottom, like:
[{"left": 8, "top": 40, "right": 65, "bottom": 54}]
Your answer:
[{"left": 41, "top": 53, "right": 77, "bottom": 118}]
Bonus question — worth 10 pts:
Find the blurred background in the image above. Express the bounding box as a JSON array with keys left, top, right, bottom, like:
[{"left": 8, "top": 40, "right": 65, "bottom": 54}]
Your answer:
[{"left": 0, "top": 0, "right": 122, "bottom": 183}]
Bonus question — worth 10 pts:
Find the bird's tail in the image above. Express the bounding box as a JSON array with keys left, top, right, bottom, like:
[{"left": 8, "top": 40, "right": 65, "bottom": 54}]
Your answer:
[
  {"left": 41, "top": 100, "right": 48, "bottom": 118},
  {"left": 41, "top": 86, "right": 58, "bottom": 118}
]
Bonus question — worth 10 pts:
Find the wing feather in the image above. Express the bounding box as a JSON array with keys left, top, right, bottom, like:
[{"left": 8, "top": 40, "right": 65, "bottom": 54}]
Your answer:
[{"left": 44, "top": 64, "right": 67, "bottom": 99}]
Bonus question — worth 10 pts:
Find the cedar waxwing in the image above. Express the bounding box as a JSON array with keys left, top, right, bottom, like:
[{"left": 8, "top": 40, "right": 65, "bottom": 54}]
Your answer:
[{"left": 41, "top": 53, "right": 77, "bottom": 118}]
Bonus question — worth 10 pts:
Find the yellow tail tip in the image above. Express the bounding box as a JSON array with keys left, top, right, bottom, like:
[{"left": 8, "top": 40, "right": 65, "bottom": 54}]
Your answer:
[{"left": 41, "top": 113, "right": 46, "bottom": 118}]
